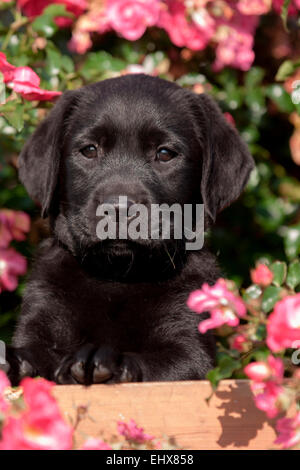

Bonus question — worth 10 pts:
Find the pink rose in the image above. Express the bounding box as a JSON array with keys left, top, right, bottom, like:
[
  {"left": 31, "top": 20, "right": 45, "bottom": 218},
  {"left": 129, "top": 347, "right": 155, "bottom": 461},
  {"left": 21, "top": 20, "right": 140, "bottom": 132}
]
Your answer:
[
  {"left": 289, "top": 128, "right": 300, "bottom": 166},
  {"left": 244, "top": 355, "right": 284, "bottom": 382},
  {"left": 275, "top": 412, "right": 300, "bottom": 449},
  {"left": 11, "top": 66, "right": 62, "bottom": 101},
  {"left": 250, "top": 263, "right": 273, "bottom": 286},
  {"left": 0, "top": 52, "right": 17, "bottom": 83},
  {"left": 267, "top": 294, "right": 300, "bottom": 352},
  {"left": 213, "top": 12, "right": 258, "bottom": 71},
  {"left": 69, "top": 10, "right": 111, "bottom": 53},
  {"left": 68, "top": 30, "right": 93, "bottom": 54},
  {"left": 214, "top": 28, "right": 255, "bottom": 71},
  {"left": 188, "top": 279, "right": 246, "bottom": 333},
  {"left": 237, "top": 0, "right": 271, "bottom": 15},
  {"left": 0, "top": 210, "right": 30, "bottom": 249},
  {"left": 251, "top": 380, "right": 285, "bottom": 418},
  {"left": 0, "top": 212, "right": 15, "bottom": 249},
  {"left": 81, "top": 437, "right": 112, "bottom": 450},
  {"left": 230, "top": 333, "right": 249, "bottom": 352},
  {"left": 245, "top": 362, "right": 273, "bottom": 382},
  {"left": 106, "top": 0, "right": 160, "bottom": 41},
  {"left": 0, "top": 378, "right": 73, "bottom": 450},
  {"left": 245, "top": 356, "right": 285, "bottom": 418},
  {"left": 17, "top": 0, "right": 53, "bottom": 17},
  {"left": 0, "top": 53, "right": 61, "bottom": 102},
  {"left": 117, "top": 419, "right": 154, "bottom": 443},
  {"left": 0, "top": 248, "right": 27, "bottom": 293},
  {"left": 223, "top": 112, "right": 236, "bottom": 127},
  {"left": 158, "top": 0, "right": 215, "bottom": 50}
]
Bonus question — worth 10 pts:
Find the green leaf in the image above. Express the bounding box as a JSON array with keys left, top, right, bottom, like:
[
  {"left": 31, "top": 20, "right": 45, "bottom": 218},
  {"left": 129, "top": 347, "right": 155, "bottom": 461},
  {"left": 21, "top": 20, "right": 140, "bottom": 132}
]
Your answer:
[
  {"left": 266, "top": 84, "right": 295, "bottom": 113},
  {"left": 0, "top": 99, "right": 21, "bottom": 113},
  {"left": 241, "top": 125, "right": 260, "bottom": 144},
  {"left": 61, "top": 55, "right": 75, "bottom": 74},
  {"left": 261, "top": 285, "right": 281, "bottom": 313},
  {"left": 270, "top": 261, "right": 287, "bottom": 286},
  {"left": 80, "top": 52, "right": 125, "bottom": 81},
  {"left": 244, "top": 346, "right": 269, "bottom": 363},
  {"left": 276, "top": 60, "right": 295, "bottom": 81},
  {"left": 243, "top": 284, "right": 262, "bottom": 301},
  {"left": 218, "top": 355, "right": 241, "bottom": 376},
  {"left": 32, "top": 4, "right": 72, "bottom": 38},
  {"left": 255, "top": 324, "right": 267, "bottom": 341},
  {"left": 287, "top": 259, "right": 300, "bottom": 290},
  {"left": 281, "top": 0, "right": 292, "bottom": 30},
  {"left": 46, "top": 48, "right": 62, "bottom": 75},
  {"left": 224, "top": 87, "right": 243, "bottom": 110},
  {"left": 255, "top": 196, "right": 286, "bottom": 232},
  {"left": 119, "top": 43, "right": 141, "bottom": 63},
  {"left": 217, "top": 69, "right": 238, "bottom": 88},
  {"left": 39, "top": 3, "right": 73, "bottom": 18},
  {"left": 245, "top": 88, "right": 266, "bottom": 115},
  {"left": 206, "top": 356, "right": 241, "bottom": 390},
  {"left": 32, "top": 16, "right": 57, "bottom": 38},
  {"left": 0, "top": 311, "right": 17, "bottom": 328},
  {"left": 206, "top": 368, "right": 221, "bottom": 390},
  {"left": 2, "top": 104, "right": 24, "bottom": 132},
  {"left": 245, "top": 67, "right": 265, "bottom": 88}
]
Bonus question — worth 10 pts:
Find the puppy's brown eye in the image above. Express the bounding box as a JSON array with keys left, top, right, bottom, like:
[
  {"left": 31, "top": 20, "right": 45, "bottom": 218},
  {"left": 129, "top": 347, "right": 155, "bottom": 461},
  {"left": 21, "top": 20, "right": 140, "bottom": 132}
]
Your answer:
[
  {"left": 156, "top": 148, "right": 177, "bottom": 162},
  {"left": 81, "top": 145, "right": 97, "bottom": 158}
]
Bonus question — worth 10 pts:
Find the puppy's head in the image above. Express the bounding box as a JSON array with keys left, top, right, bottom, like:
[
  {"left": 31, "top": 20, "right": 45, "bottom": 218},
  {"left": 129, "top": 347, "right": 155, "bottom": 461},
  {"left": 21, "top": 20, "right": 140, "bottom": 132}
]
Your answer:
[{"left": 19, "top": 75, "right": 254, "bottom": 273}]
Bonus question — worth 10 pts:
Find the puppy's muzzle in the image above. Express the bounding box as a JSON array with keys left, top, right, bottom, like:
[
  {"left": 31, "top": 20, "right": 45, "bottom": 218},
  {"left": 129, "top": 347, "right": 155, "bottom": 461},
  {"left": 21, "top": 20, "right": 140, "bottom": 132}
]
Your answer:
[{"left": 103, "top": 195, "right": 136, "bottom": 220}]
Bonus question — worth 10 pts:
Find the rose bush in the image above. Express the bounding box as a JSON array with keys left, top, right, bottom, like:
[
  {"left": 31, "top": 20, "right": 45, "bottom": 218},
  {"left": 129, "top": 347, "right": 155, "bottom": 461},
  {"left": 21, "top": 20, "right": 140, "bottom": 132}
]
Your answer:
[
  {"left": 0, "top": 0, "right": 299, "bottom": 451},
  {"left": 188, "top": 260, "right": 300, "bottom": 449}
]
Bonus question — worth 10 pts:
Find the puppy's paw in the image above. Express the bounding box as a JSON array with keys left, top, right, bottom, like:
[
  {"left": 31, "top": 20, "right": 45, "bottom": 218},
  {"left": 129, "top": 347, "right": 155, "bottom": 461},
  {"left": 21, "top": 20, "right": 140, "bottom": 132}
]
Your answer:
[
  {"left": 4, "top": 347, "right": 37, "bottom": 386},
  {"left": 54, "top": 344, "right": 142, "bottom": 385}
]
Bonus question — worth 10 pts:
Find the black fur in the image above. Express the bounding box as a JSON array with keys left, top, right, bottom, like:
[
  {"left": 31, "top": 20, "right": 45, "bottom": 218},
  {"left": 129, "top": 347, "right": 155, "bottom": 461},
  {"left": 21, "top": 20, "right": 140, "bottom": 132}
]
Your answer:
[{"left": 8, "top": 75, "right": 254, "bottom": 385}]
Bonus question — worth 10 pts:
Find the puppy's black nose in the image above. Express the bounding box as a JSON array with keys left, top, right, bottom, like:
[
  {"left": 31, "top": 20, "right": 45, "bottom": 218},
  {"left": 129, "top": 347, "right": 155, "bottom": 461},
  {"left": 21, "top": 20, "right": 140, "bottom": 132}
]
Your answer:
[{"left": 103, "top": 196, "right": 136, "bottom": 218}]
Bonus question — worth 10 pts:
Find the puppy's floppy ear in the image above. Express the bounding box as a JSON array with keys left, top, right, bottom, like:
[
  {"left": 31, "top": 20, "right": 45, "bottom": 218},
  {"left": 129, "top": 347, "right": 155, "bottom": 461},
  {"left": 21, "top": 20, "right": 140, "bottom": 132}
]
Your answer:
[
  {"left": 18, "top": 90, "right": 77, "bottom": 218},
  {"left": 195, "top": 93, "right": 254, "bottom": 222}
]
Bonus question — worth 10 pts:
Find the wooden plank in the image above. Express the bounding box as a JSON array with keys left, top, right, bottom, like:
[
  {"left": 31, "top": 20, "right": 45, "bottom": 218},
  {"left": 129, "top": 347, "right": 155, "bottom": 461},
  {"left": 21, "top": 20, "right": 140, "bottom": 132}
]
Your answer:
[{"left": 53, "top": 380, "right": 277, "bottom": 450}]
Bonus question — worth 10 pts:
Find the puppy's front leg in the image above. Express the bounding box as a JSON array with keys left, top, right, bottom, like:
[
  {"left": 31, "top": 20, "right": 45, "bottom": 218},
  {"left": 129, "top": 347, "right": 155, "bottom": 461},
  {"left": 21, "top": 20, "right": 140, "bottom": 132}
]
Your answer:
[
  {"left": 54, "top": 334, "right": 215, "bottom": 385},
  {"left": 121, "top": 339, "right": 215, "bottom": 382},
  {"left": 2, "top": 346, "right": 38, "bottom": 385},
  {"left": 54, "top": 344, "right": 142, "bottom": 385}
]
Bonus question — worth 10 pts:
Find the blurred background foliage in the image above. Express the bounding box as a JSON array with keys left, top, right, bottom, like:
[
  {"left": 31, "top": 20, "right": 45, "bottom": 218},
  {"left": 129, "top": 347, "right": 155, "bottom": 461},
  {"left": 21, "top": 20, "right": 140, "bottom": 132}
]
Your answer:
[{"left": 0, "top": 0, "right": 300, "bottom": 343}]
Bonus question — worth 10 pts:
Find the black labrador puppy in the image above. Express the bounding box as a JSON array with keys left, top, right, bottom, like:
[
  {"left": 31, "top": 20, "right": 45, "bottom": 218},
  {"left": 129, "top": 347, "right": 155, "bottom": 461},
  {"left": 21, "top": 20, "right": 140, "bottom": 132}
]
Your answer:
[{"left": 6, "top": 74, "right": 254, "bottom": 385}]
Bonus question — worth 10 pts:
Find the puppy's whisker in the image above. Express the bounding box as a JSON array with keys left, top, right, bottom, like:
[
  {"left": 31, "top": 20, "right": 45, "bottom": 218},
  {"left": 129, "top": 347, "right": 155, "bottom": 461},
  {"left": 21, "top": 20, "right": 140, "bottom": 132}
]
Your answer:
[
  {"left": 161, "top": 241, "right": 176, "bottom": 270},
  {"left": 123, "top": 250, "right": 135, "bottom": 277}
]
